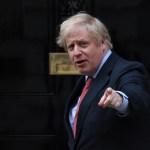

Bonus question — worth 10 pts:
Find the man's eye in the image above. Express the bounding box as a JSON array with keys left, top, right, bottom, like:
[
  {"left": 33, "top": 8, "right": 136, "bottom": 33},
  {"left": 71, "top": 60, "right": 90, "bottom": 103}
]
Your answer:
[
  {"left": 67, "top": 45, "right": 74, "bottom": 51},
  {"left": 81, "top": 42, "right": 88, "bottom": 46}
]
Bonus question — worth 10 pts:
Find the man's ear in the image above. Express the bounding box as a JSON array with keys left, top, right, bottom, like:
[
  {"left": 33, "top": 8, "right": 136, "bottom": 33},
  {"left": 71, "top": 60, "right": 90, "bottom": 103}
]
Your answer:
[
  {"left": 101, "top": 36, "right": 107, "bottom": 51},
  {"left": 101, "top": 36, "right": 107, "bottom": 45}
]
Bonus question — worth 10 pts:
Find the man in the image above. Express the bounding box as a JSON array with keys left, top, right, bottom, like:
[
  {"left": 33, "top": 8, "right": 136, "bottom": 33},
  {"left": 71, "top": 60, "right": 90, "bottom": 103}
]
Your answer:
[{"left": 57, "top": 12, "right": 150, "bottom": 150}]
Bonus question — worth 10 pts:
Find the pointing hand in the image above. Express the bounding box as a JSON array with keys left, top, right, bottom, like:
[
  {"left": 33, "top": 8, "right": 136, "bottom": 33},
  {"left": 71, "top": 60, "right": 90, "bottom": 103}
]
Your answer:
[{"left": 98, "top": 87, "right": 123, "bottom": 109}]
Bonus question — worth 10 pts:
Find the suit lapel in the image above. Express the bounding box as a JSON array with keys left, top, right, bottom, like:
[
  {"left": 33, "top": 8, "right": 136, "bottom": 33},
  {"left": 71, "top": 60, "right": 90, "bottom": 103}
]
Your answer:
[
  {"left": 64, "top": 76, "right": 85, "bottom": 139},
  {"left": 75, "top": 70, "right": 110, "bottom": 139}
]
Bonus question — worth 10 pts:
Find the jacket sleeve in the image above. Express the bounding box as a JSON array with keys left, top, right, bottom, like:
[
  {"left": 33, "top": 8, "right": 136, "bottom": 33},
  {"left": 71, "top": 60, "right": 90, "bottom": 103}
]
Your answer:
[{"left": 113, "top": 60, "right": 150, "bottom": 116}]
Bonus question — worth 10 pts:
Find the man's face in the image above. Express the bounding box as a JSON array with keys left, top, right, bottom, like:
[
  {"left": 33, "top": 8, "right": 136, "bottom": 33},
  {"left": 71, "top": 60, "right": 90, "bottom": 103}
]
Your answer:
[{"left": 65, "top": 25, "right": 107, "bottom": 76}]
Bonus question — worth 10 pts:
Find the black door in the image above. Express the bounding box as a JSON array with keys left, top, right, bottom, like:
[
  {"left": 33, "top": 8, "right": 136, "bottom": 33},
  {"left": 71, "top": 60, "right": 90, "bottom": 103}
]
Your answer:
[{"left": 0, "top": 0, "right": 150, "bottom": 150}]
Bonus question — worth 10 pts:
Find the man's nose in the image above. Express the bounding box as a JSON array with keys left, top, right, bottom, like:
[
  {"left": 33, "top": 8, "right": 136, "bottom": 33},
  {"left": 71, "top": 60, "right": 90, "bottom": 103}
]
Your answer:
[{"left": 74, "top": 45, "right": 81, "bottom": 55}]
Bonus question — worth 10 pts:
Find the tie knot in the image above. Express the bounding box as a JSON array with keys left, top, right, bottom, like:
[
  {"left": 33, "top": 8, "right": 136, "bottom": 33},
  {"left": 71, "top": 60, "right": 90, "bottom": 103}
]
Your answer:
[{"left": 85, "top": 76, "right": 93, "bottom": 88}]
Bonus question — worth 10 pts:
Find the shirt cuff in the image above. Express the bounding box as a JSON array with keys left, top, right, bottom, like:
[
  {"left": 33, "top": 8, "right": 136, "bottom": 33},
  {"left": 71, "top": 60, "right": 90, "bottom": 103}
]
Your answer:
[{"left": 116, "top": 91, "right": 129, "bottom": 115}]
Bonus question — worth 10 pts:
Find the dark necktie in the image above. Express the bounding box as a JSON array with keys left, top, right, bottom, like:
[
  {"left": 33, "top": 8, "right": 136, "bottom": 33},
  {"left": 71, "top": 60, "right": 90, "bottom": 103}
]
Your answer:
[{"left": 73, "top": 76, "right": 93, "bottom": 138}]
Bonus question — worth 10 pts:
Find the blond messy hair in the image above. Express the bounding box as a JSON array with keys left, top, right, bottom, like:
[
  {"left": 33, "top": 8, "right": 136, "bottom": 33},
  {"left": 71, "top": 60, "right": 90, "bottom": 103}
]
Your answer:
[{"left": 56, "top": 12, "right": 113, "bottom": 50}]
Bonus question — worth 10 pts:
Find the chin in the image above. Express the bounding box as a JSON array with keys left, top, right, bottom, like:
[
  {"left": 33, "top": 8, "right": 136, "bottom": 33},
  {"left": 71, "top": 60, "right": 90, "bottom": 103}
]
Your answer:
[
  {"left": 80, "top": 71, "right": 90, "bottom": 76},
  {"left": 78, "top": 68, "right": 91, "bottom": 75}
]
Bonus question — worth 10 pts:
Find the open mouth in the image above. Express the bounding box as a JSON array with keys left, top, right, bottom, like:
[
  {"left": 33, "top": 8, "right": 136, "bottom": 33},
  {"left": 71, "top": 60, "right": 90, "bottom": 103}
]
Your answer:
[{"left": 75, "top": 59, "right": 86, "bottom": 66}]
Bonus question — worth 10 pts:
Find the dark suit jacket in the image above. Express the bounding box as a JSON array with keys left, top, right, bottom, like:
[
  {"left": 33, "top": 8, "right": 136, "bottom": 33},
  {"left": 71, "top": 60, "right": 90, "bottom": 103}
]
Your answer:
[{"left": 64, "top": 52, "right": 150, "bottom": 150}]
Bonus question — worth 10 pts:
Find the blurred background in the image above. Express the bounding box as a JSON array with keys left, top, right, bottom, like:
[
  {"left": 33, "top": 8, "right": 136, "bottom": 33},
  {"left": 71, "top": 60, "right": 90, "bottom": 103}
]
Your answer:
[{"left": 0, "top": 0, "right": 150, "bottom": 149}]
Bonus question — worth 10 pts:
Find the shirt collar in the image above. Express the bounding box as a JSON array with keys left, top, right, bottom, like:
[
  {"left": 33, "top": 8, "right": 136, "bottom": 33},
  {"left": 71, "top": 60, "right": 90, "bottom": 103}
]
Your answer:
[{"left": 85, "top": 49, "right": 112, "bottom": 80}]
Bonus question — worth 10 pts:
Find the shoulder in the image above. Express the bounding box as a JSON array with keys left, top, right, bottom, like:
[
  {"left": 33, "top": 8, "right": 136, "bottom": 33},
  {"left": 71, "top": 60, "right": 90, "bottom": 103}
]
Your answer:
[{"left": 111, "top": 51, "right": 145, "bottom": 71}]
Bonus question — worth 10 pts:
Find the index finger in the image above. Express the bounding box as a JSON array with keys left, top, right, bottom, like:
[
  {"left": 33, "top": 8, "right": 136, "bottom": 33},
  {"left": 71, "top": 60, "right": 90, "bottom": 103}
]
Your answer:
[{"left": 98, "top": 87, "right": 112, "bottom": 107}]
